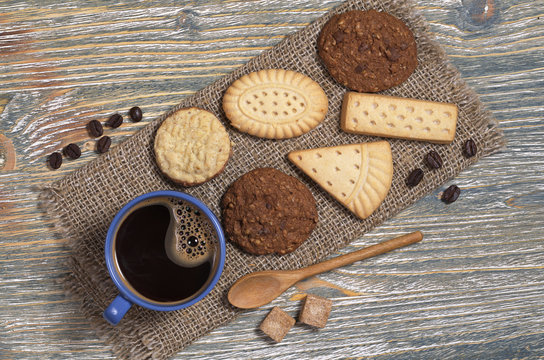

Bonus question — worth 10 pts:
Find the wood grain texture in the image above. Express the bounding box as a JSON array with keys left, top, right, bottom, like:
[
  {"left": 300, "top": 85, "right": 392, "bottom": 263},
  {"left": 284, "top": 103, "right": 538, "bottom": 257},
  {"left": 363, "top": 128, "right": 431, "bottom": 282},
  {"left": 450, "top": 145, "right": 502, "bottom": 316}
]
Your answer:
[{"left": 1, "top": 0, "right": 543, "bottom": 359}]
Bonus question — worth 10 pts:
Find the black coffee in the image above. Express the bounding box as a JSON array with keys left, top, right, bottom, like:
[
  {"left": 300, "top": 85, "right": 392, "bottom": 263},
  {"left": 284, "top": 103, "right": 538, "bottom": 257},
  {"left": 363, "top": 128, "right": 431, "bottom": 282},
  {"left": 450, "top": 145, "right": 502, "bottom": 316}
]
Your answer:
[{"left": 115, "top": 198, "right": 216, "bottom": 303}]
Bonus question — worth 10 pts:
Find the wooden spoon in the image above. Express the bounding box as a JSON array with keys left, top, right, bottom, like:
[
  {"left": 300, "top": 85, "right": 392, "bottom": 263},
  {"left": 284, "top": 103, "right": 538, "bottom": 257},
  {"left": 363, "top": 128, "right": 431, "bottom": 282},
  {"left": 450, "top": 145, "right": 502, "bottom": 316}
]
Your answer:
[{"left": 228, "top": 231, "right": 423, "bottom": 309}]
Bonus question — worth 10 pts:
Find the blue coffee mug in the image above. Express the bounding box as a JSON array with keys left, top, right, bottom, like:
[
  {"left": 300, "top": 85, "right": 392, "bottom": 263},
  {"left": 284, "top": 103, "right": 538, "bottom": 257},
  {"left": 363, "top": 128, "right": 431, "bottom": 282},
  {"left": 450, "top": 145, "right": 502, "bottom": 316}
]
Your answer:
[{"left": 103, "top": 190, "right": 226, "bottom": 325}]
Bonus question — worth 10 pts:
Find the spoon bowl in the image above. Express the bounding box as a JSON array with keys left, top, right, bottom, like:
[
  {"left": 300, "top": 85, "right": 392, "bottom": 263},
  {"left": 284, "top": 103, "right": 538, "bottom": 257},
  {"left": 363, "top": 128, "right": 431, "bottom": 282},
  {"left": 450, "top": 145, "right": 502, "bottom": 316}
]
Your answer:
[{"left": 227, "top": 270, "right": 300, "bottom": 309}]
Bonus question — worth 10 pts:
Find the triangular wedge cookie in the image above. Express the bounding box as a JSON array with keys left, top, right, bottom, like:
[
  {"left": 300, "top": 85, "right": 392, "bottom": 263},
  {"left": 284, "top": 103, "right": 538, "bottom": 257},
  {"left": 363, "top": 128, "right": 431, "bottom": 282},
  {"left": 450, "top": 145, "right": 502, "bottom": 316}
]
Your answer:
[{"left": 288, "top": 141, "right": 393, "bottom": 219}]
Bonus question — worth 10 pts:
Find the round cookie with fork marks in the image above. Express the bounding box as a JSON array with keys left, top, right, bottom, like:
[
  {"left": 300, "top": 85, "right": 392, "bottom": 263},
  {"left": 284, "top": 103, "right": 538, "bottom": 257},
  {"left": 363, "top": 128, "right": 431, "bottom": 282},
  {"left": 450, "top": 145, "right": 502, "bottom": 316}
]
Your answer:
[
  {"left": 154, "top": 107, "right": 231, "bottom": 186},
  {"left": 223, "top": 69, "right": 328, "bottom": 139}
]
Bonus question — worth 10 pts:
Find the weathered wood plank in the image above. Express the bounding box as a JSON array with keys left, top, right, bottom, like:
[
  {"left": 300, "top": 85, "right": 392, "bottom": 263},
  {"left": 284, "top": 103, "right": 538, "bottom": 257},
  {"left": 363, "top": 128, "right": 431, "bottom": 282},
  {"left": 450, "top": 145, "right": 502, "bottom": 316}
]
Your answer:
[{"left": 1, "top": 0, "right": 543, "bottom": 359}]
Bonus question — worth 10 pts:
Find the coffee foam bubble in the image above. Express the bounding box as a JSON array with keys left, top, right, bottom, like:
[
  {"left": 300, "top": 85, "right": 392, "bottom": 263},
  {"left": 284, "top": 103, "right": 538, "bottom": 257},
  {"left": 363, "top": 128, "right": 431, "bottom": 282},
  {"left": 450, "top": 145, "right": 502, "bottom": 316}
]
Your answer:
[{"left": 164, "top": 197, "right": 218, "bottom": 268}]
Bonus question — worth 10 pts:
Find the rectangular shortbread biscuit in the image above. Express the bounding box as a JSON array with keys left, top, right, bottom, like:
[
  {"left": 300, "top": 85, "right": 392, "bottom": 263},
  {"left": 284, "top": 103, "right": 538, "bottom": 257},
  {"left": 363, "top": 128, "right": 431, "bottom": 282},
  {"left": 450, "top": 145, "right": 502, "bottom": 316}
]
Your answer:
[{"left": 341, "top": 92, "right": 458, "bottom": 144}]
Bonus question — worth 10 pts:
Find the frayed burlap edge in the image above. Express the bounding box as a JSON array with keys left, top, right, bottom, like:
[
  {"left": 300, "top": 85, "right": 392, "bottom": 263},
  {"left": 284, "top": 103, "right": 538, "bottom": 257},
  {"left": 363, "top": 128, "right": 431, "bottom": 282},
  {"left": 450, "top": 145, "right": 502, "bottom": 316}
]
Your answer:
[{"left": 40, "top": 0, "right": 505, "bottom": 359}]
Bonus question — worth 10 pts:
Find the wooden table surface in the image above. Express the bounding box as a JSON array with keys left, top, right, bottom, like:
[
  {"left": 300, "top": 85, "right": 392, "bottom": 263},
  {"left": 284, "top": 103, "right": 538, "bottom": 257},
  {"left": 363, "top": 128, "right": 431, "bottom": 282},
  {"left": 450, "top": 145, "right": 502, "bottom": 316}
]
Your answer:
[{"left": 1, "top": 0, "right": 543, "bottom": 358}]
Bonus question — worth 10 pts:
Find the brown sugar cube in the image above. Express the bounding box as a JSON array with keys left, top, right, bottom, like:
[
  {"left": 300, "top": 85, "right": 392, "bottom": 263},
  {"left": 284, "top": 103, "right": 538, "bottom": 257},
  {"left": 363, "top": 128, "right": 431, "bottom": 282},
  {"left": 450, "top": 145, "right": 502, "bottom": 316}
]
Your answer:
[
  {"left": 259, "top": 307, "right": 296, "bottom": 343},
  {"left": 299, "top": 294, "right": 333, "bottom": 328}
]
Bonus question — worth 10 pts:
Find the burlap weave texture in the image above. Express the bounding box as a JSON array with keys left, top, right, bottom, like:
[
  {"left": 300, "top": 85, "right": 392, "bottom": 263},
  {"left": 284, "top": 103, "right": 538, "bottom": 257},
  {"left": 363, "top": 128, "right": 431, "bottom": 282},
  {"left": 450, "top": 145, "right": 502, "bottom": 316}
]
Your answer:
[{"left": 42, "top": 0, "right": 505, "bottom": 359}]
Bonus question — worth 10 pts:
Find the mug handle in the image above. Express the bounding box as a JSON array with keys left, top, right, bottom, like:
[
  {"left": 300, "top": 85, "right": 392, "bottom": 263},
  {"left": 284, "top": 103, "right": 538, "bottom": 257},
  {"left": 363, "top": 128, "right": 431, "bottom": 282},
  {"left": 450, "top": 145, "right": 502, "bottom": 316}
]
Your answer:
[{"left": 103, "top": 295, "right": 132, "bottom": 325}]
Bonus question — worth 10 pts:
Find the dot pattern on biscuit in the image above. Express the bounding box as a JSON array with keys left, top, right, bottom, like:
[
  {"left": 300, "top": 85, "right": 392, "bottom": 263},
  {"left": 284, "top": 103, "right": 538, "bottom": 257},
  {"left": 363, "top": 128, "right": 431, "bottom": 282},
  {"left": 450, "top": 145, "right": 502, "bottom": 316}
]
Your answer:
[
  {"left": 288, "top": 141, "right": 393, "bottom": 220},
  {"left": 154, "top": 108, "right": 231, "bottom": 186},
  {"left": 223, "top": 69, "right": 328, "bottom": 139},
  {"left": 341, "top": 92, "right": 458, "bottom": 144}
]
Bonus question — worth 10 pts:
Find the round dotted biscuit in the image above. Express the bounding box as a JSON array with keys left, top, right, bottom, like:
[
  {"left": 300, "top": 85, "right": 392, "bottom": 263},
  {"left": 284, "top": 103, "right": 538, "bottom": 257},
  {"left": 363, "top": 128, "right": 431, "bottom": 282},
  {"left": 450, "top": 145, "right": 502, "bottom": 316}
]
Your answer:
[
  {"left": 318, "top": 10, "right": 418, "bottom": 93},
  {"left": 221, "top": 168, "right": 318, "bottom": 255},
  {"left": 154, "top": 108, "right": 231, "bottom": 186}
]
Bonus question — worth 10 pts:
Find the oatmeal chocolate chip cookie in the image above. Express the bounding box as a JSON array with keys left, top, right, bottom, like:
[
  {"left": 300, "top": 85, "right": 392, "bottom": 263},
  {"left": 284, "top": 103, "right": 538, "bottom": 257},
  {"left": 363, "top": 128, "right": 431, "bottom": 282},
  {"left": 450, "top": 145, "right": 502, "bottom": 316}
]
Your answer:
[
  {"left": 318, "top": 9, "right": 418, "bottom": 93},
  {"left": 221, "top": 167, "right": 318, "bottom": 255}
]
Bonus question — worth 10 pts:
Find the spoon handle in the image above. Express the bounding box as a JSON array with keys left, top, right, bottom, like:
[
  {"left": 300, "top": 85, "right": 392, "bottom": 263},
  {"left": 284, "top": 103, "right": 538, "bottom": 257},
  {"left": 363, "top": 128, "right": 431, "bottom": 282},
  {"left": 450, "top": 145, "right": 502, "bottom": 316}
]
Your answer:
[{"left": 298, "top": 231, "right": 423, "bottom": 278}]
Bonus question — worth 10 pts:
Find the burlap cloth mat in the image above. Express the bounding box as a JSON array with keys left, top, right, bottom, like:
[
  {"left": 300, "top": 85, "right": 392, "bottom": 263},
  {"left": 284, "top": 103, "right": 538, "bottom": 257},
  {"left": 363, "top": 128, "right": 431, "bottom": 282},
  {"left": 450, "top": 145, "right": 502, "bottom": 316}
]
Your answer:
[{"left": 41, "top": 0, "right": 505, "bottom": 358}]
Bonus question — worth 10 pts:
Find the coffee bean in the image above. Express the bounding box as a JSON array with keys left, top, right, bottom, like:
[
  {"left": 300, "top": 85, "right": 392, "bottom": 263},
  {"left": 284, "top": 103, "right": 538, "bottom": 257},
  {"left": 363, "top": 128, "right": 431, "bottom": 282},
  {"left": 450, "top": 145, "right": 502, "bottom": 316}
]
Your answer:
[
  {"left": 63, "top": 143, "right": 81, "bottom": 159},
  {"left": 464, "top": 139, "right": 477, "bottom": 158},
  {"left": 106, "top": 113, "right": 123, "bottom": 128},
  {"left": 97, "top": 136, "right": 111, "bottom": 153},
  {"left": 87, "top": 119, "right": 103, "bottom": 137},
  {"left": 48, "top": 152, "right": 62, "bottom": 169},
  {"left": 129, "top": 106, "right": 142, "bottom": 122},
  {"left": 406, "top": 168, "right": 424, "bottom": 187},
  {"left": 425, "top": 150, "right": 443, "bottom": 169},
  {"left": 442, "top": 185, "right": 460, "bottom": 203}
]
